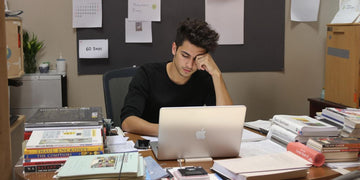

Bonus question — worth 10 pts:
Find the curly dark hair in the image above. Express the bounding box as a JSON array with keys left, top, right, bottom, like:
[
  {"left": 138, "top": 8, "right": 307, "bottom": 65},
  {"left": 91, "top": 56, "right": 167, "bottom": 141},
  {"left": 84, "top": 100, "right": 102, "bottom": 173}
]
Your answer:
[{"left": 175, "top": 18, "right": 219, "bottom": 53}]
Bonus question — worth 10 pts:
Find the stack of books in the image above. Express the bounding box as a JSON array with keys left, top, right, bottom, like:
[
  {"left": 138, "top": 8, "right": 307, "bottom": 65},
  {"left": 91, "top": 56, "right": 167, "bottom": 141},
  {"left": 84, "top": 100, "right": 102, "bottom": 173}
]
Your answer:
[
  {"left": 319, "top": 107, "right": 360, "bottom": 137},
  {"left": 23, "top": 127, "right": 104, "bottom": 172},
  {"left": 306, "top": 137, "right": 360, "bottom": 162},
  {"left": 267, "top": 115, "right": 339, "bottom": 146},
  {"left": 54, "top": 152, "right": 145, "bottom": 180},
  {"left": 24, "top": 107, "right": 103, "bottom": 140}
]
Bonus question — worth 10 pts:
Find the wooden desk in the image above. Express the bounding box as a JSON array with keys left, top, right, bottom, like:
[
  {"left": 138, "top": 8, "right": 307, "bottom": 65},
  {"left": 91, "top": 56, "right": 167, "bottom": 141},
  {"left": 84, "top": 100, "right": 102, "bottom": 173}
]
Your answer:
[
  {"left": 307, "top": 98, "right": 347, "bottom": 118},
  {"left": 14, "top": 133, "right": 360, "bottom": 180}
]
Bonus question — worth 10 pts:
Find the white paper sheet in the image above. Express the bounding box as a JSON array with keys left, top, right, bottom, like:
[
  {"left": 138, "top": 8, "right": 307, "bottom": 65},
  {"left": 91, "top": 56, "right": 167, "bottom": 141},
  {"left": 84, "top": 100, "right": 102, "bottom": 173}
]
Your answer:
[
  {"left": 332, "top": 0, "right": 360, "bottom": 24},
  {"left": 106, "top": 135, "right": 129, "bottom": 145},
  {"left": 107, "top": 141, "right": 138, "bottom": 153},
  {"left": 326, "top": 160, "right": 360, "bottom": 169},
  {"left": 125, "top": 19, "right": 152, "bottom": 43},
  {"left": 78, "top": 39, "right": 108, "bottom": 59},
  {"left": 128, "top": 0, "right": 161, "bottom": 21},
  {"left": 72, "top": 0, "right": 102, "bottom": 28},
  {"left": 291, "top": 0, "right": 320, "bottom": 22},
  {"left": 240, "top": 139, "right": 286, "bottom": 158},
  {"left": 205, "top": 0, "right": 244, "bottom": 45},
  {"left": 241, "top": 129, "right": 267, "bottom": 142}
]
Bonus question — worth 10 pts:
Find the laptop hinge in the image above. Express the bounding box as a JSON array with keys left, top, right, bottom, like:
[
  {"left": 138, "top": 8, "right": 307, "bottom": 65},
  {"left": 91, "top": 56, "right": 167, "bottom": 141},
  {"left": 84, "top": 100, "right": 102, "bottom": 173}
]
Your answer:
[{"left": 182, "top": 157, "right": 213, "bottom": 162}]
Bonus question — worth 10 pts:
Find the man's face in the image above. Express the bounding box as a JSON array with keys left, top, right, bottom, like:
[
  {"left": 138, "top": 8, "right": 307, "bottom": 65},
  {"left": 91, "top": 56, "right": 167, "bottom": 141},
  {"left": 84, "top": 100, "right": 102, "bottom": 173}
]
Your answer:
[{"left": 171, "top": 40, "right": 206, "bottom": 78}]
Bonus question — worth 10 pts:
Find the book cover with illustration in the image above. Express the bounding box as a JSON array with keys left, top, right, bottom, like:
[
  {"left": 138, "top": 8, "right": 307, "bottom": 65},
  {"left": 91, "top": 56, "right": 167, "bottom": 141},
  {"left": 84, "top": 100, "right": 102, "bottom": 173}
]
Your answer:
[
  {"left": 26, "top": 128, "right": 103, "bottom": 148},
  {"left": 55, "top": 152, "right": 143, "bottom": 179}
]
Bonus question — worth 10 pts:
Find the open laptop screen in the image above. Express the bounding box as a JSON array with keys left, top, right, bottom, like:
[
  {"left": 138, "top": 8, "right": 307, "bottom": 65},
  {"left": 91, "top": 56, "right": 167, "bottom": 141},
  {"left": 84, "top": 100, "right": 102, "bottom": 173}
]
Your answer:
[{"left": 152, "top": 105, "right": 246, "bottom": 160}]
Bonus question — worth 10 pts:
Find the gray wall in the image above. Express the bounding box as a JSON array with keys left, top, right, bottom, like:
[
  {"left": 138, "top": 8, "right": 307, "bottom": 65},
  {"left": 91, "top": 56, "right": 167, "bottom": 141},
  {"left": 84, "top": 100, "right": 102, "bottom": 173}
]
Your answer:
[{"left": 9, "top": 0, "right": 339, "bottom": 122}]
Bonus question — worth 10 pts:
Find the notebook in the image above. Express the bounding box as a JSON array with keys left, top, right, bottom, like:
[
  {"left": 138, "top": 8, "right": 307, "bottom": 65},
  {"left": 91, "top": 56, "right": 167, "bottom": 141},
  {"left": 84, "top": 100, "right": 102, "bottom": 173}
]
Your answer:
[{"left": 151, "top": 105, "right": 246, "bottom": 160}]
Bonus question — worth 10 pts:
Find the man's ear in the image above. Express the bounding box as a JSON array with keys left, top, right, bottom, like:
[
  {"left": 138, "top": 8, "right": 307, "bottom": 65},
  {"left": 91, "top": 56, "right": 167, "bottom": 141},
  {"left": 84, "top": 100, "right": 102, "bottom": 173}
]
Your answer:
[{"left": 172, "top": 42, "right": 177, "bottom": 56}]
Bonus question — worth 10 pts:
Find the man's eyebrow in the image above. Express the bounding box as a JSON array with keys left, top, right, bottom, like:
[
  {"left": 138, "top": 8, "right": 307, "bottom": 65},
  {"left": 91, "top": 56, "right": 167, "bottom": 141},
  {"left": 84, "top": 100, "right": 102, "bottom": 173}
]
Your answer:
[{"left": 180, "top": 51, "right": 190, "bottom": 56}]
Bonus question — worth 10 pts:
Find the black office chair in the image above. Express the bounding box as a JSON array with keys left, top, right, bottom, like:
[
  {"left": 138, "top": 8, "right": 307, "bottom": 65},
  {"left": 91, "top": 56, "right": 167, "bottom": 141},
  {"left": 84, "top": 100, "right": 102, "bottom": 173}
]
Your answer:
[{"left": 103, "top": 66, "right": 138, "bottom": 127}]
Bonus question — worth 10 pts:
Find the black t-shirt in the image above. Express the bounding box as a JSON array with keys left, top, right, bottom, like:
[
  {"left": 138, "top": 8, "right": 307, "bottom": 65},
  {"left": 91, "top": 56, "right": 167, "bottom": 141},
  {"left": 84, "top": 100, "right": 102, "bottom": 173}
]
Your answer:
[{"left": 120, "top": 62, "right": 216, "bottom": 125}]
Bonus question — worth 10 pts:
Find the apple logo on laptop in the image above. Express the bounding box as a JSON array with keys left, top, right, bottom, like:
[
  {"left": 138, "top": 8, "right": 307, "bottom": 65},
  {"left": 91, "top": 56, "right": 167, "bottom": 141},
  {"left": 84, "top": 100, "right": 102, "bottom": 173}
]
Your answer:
[{"left": 195, "top": 128, "right": 206, "bottom": 140}]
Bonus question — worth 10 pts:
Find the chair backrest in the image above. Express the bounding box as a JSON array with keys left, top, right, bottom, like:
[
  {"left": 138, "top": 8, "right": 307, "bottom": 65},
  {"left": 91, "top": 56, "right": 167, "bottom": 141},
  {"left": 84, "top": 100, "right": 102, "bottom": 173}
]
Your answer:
[{"left": 103, "top": 66, "right": 138, "bottom": 127}]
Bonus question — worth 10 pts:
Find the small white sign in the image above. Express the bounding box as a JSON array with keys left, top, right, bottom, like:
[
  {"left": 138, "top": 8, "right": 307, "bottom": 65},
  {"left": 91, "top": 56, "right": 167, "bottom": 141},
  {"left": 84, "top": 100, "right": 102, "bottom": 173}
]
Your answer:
[{"left": 79, "top": 39, "right": 109, "bottom": 59}]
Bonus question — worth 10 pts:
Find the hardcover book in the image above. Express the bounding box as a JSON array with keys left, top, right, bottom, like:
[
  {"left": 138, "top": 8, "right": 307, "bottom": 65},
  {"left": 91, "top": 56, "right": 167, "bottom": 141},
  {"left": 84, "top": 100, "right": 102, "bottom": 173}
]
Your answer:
[
  {"left": 26, "top": 128, "right": 103, "bottom": 149},
  {"left": 267, "top": 124, "right": 316, "bottom": 145},
  {"left": 272, "top": 115, "right": 339, "bottom": 136},
  {"left": 24, "top": 145, "right": 104, "bottom": 154},
  {"left": 23, "top": 150, "right": 103, "bottom": 159},
  {"left": 25, "top": 107, "right": 102, "bottom": 128},
  {"left": 322, "top": 108, "right": 360, "bottom": 128},
  {"left": 212, "top": 151, "right": 310, "bottom": 180},
  {"left": 306, "top": 137, "right": 360, "bottom": 149}
]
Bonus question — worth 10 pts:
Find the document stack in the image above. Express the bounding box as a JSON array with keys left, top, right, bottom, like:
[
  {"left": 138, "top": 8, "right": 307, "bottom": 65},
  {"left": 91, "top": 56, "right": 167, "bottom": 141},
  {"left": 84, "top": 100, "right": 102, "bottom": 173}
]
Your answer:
[
  {"left": 54, "top": 152, "right": 145, "bottom": 180},
  {"left": 212, "top": 151, "right": 311, "bottom": 180},
  {"left": 24, "top": 107, "right": 103, "bottom": 140},
  {"left": 267, "top": 115, "right": 339, "bottom": 146},
  {"left": 306, "top": 137, "right": 360, "bottom": 162},
  {"left": 319, "top": 108, "right": 360, "bottom": 138},
  {"left": 23, "top": 127, "right": 104, "bottom": 172}
]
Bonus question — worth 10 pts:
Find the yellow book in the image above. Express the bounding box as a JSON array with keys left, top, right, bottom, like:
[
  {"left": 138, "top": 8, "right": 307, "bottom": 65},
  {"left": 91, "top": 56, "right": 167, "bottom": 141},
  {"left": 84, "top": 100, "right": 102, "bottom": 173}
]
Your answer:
[{"left": 24, "top": 145, "right": 104, "bottom": 154}]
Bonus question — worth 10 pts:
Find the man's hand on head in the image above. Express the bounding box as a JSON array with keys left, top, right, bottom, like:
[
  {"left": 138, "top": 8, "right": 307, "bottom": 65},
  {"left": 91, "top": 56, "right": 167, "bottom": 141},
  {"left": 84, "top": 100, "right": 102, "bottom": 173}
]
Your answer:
[{"left": 195, "top": 54, "right": 221, "bottom": 77}]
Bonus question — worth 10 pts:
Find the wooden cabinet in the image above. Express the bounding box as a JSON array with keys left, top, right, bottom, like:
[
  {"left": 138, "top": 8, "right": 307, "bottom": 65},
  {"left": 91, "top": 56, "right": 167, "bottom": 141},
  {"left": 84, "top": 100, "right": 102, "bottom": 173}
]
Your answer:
[
  {"left": 5, "top": 17, "right": 24, "bottom": 79},
  {"left": 10, "top": 115, "right": 25, "bottom": 168},
  {"left": 307, "top": 98, "right": 347, "bottom": 117},
  {"left": 324, "top": 24, "right": 360, "bottom": 108},
  {"left": 0, "top": 2, "right": 13, "bottom": 179}
]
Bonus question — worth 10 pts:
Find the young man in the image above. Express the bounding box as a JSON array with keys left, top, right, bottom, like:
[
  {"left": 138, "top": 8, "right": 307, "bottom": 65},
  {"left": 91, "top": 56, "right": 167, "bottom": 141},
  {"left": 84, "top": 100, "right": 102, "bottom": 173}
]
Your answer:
[{"left": 120, "top": 19, "right": 233, "bottom": 136}]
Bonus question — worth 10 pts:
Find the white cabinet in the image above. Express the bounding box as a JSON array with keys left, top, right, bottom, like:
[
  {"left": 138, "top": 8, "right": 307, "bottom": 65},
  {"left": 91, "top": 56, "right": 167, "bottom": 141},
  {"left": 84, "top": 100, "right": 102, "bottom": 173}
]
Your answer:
[{"left": 10, "top": 71, "right": 67, "bottom": 118}]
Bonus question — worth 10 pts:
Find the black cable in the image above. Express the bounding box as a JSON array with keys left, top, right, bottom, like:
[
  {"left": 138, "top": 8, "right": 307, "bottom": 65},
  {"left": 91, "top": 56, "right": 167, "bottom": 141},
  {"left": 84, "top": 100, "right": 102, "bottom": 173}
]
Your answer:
[{"left": 118, "top": 152, "right": 126, "bottom": 180}]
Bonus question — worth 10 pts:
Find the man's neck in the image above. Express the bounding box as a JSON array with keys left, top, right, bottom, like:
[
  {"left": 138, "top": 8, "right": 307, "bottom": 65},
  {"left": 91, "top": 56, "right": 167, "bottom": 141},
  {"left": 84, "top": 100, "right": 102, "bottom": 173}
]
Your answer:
[{"left": 166, "top": 62, "right": 190, "bottom": 85}]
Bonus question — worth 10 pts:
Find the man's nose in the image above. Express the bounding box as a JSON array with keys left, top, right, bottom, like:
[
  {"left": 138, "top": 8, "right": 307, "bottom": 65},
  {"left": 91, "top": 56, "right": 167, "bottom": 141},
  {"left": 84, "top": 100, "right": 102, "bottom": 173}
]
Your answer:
[{"left": 185, "top": 58, "right": 195, "bottom": 68}]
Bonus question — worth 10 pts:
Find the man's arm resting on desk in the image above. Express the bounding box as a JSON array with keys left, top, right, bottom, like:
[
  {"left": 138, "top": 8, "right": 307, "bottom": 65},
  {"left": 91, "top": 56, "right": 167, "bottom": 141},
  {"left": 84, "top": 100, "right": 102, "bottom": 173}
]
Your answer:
[
  {"left": 212, "top": 73, "right": 233, "bottom": 106},
  {"left": 122, "top": 115, "right": 159, "bottom": 136}
]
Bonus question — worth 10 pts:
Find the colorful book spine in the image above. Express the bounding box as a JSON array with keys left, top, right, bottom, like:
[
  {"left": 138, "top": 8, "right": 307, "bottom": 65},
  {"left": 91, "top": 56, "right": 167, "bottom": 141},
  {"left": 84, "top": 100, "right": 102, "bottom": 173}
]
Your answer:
[
  {"left": 24, "top": 145, "right": 104, "bottom": 154},
  {"left": 23, "top": 158, "right": 67, "bottom": 166},
  {"left": 321, "top": 148, "right": 360, "bottom": 153},
  {"left": 24, "top": 151, "right": 103, "bottom": 159},
  {"left": 24, "top": 164, "right": 63, "bottom": 172}
]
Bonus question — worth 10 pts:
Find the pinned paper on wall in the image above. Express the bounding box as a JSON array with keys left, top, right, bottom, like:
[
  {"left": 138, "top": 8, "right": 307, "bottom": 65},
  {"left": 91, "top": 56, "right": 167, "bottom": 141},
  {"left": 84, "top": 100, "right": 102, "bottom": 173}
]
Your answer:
[
  {"left": 290, "top": 0, "right": 320, "bottom": 22},
  {"left": 72, "top": 0, "right": 102, "bottom": 28},
  {"left": 78, "top": 39, "right": 108, "bottom": 59},
  {"left": 205, "top": 0, "right": 244, "bottom": 45},
  {"left": 332, "top": 0, "right": 360, "bottom": 24},
  {"left": 125, "top": 19, "right": 152, "bottom": 43},
  {"left": 128, "top": 0, "right": 161, "bottom": 21}
]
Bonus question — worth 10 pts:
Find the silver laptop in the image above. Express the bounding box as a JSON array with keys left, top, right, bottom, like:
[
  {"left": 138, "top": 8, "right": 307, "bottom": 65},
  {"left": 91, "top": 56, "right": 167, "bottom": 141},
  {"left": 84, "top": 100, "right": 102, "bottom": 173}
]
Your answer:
[{"left": 151, "top": 105, "right": 246, "bottom": 160}]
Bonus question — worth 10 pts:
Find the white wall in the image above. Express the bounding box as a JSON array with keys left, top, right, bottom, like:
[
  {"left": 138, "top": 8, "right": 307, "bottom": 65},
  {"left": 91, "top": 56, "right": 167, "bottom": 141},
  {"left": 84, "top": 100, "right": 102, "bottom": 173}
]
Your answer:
[{"left": 9, "top": 0, "right": 339, "bottom": 121}]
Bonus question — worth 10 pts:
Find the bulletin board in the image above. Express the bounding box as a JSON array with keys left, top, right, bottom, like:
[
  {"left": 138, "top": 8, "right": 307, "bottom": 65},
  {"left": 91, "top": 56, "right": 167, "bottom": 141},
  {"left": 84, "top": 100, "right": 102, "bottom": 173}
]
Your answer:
[{"left": 77, "top": 0, "right": 285, "bottom": 75}]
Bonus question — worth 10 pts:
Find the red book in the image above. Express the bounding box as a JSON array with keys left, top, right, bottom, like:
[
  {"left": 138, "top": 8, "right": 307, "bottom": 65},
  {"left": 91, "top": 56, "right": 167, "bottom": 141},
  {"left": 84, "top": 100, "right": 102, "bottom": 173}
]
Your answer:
[
  {"left": 24, "top": 131, "right": 32, "bottom": 140},
  {"left": 287, "top": 142, "right": 325, "bottom": 167}
]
